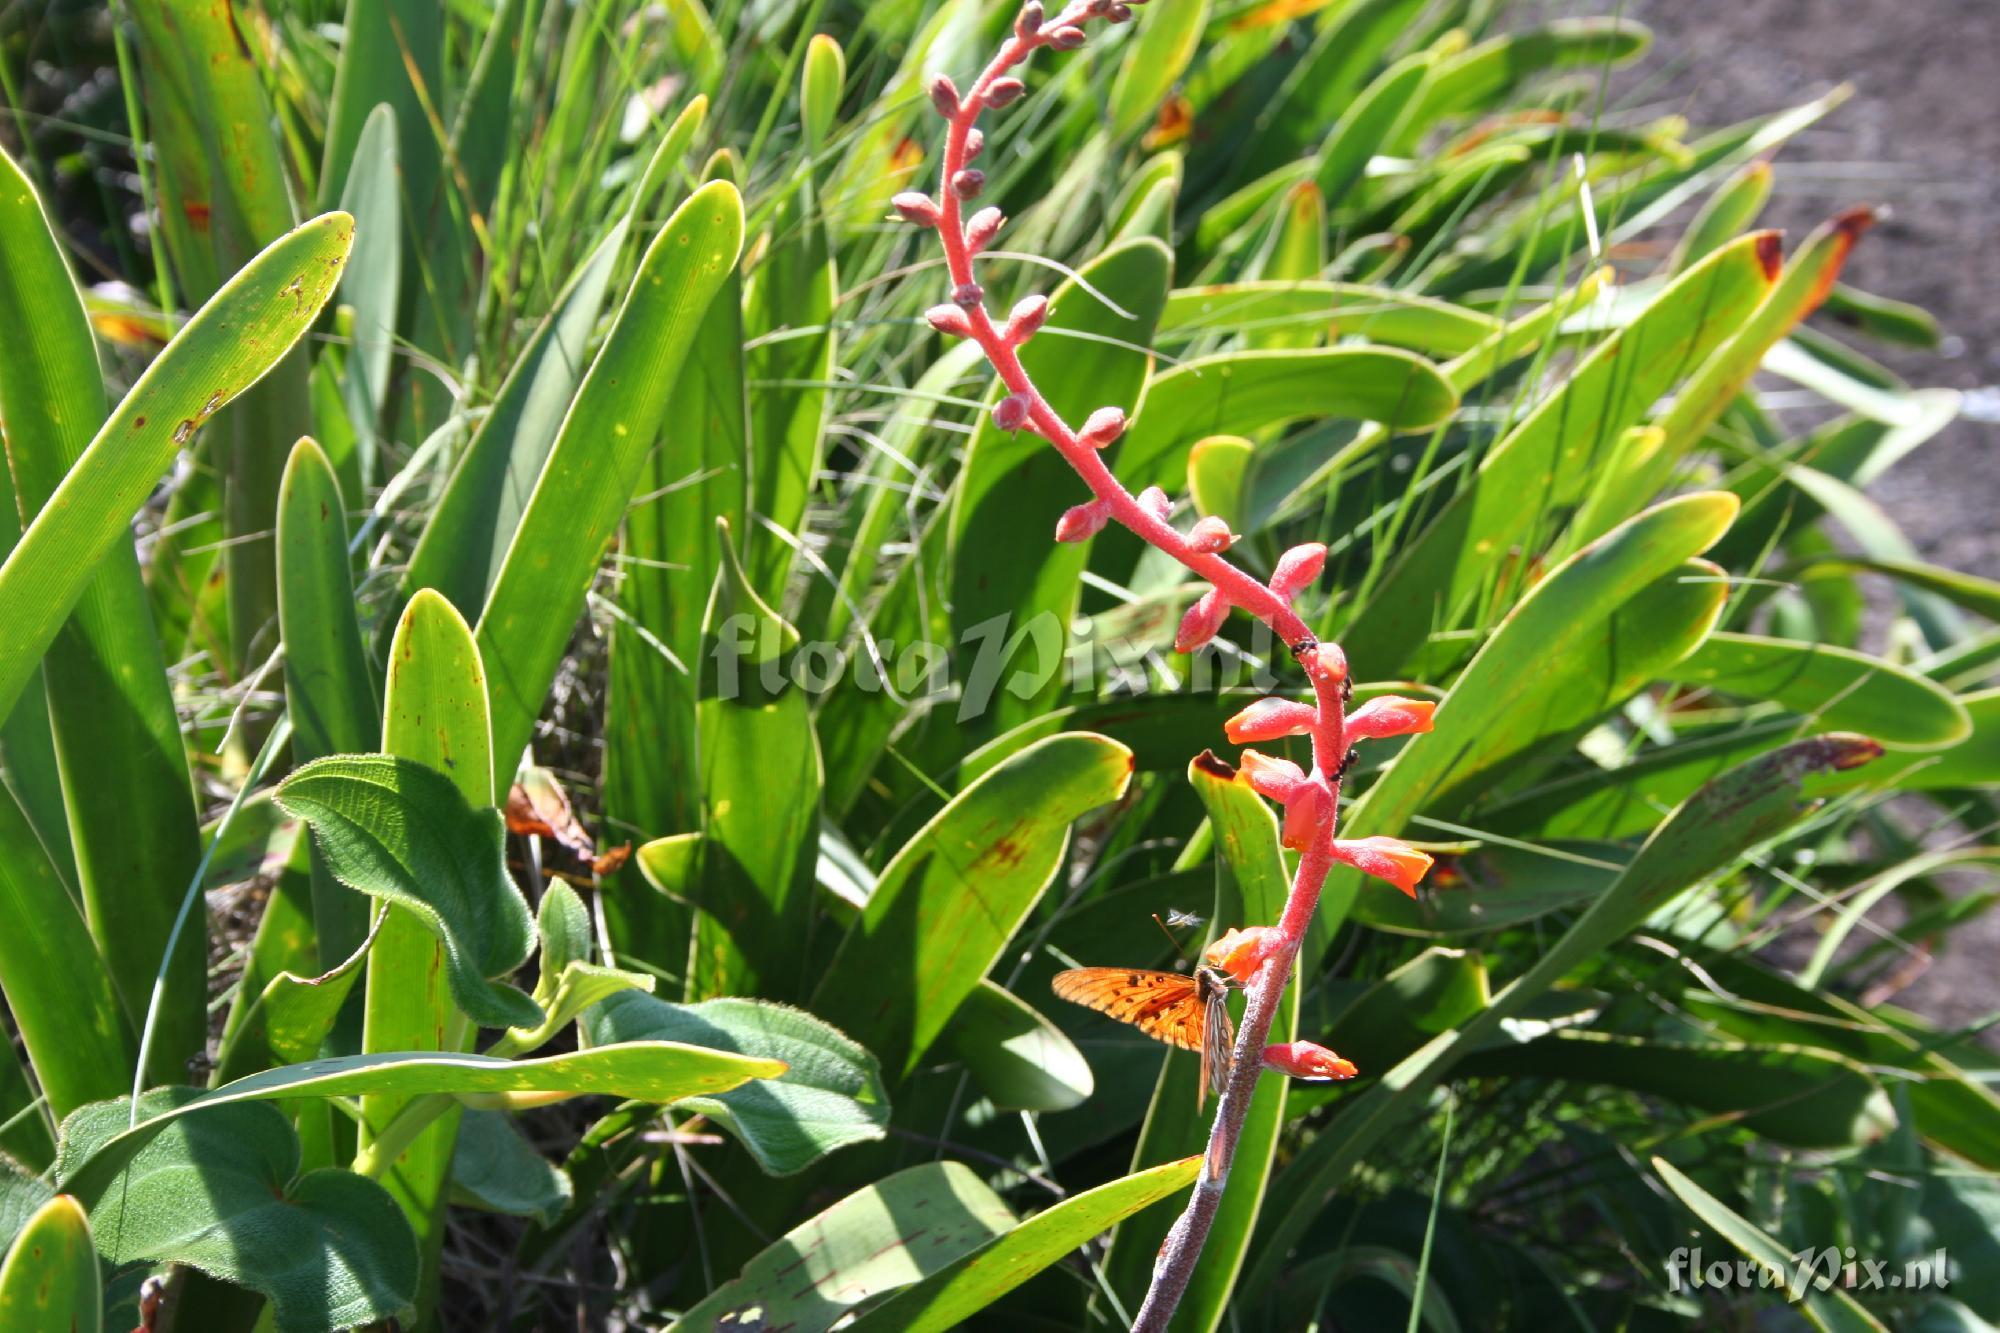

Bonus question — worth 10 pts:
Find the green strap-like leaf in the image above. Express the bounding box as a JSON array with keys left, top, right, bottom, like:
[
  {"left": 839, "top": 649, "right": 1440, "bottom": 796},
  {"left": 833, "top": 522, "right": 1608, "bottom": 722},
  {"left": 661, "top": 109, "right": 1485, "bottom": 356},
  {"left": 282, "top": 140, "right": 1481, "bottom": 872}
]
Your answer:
[{"left": 0, "top": 1195, "right": 100, "bottom": 1333}]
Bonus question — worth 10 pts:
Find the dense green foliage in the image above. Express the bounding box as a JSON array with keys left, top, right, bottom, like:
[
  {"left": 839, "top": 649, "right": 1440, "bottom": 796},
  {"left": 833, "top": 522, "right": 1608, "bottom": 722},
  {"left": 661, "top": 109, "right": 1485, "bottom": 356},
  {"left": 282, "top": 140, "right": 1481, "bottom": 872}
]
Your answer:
[{"left": 0, "top": 0, "right": 1993, "bottom": 1328}]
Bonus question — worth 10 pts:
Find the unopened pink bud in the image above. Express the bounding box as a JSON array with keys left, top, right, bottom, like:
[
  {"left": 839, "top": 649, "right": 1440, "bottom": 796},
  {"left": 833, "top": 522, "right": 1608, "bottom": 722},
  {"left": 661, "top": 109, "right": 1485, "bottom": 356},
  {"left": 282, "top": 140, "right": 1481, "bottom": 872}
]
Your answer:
[
  {"left": 1081, "top": 406, "right": 1127, "bottom": 449},
  {"left": 926, "top": 304, "right": 974, "bottom": 337},
  {"left": 1347, "top": 695, "right": 1437, "bottom": 741},
  {"left": 1005, "top": 294, "right": 1048, "bottom": 344},
  {"left": 1054, "top": 499, "right": 1111, "bottom": 543},
  {"left": 1271, "top": 542, "right": 1328, "bottom": 599},
  {"left": 1264, "top": 1041, "right": 1357, "bottom": 1081},
  {"left": 891, "top": 191, "right": 940, "bottom": 226},
  {"left": 1224, "top": 698, "right": 1317, "bottom": 744},
  {"left": 951, "top": 169, "right": 986, "bottom": 200},
  {"left": 1015, "top": 0, "right": 1045, "bottom": 42},
  {"left": 952, "top": 281, "right": 985, "bottom": 307},
  {"left": 965, "top": 207, "right": 1004, "bottom": 253},
  {"left": 1188, "top": 516, "right": 1235, "bottom": 554},
  {"left": 1137, "top": 486, "right": 1172, "bottom": 522},
  {"left": 1048, "top": 24, "right": 1086, "bottom": 48},
  {"left": 1304, "top": 640, "right": 1348, "bottom": 684},
  {"left": 985, "top": 77, "right": 1027, "bottom": 108},
  {"left": 1107, "top": 3, "right": 1133, "bottom": 21},
  {"left": 964, "top": 128, "right": 987, "bottom": 162},
  {"left": 992, "top": 395, "right": 1030, "bottom": 432},
  {"left": 1237, "top": 749, "right": 1305, "bottom": 802},
  {"left": 1175, "top": 588, "right": 1230, "bottom": 653},
  {"left": 1281, "top": 783, "right": 1323, "bottom": 851},
  {"left": 929, "top": 74, "right": 960, "bottom": 118}
]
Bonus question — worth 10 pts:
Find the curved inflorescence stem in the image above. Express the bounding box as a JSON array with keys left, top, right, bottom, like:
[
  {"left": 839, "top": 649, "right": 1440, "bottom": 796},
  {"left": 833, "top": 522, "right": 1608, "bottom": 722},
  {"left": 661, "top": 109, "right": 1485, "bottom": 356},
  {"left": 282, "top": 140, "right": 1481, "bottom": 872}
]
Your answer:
[{"left": 889, "top": 4, "right": 1436, "bottom": 1326}]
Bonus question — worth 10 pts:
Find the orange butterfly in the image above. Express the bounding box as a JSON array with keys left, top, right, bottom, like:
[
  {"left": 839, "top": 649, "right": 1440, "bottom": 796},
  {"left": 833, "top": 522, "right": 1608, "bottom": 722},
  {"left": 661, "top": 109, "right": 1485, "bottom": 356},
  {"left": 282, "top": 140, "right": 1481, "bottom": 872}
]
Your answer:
[{"left": 1052, "top": 964, "right": 1236, "bottom": 1110}]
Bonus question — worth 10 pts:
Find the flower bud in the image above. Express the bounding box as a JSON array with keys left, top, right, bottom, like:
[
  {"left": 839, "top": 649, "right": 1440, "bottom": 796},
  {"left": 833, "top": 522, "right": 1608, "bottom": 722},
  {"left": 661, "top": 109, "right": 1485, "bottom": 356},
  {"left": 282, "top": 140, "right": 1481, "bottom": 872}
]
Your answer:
[
  {"left": 1271, "top": 542, "right": 1327, "bottom": 600},
  {"left": 1080, "top": 406, "right": 1127, "bottom": 449},
  {"left": 1236, "top": 749, "right": 1304, "bottom": 803},
  {"left": 951, "top": 169, "right": 986, "bottom": 200},
  {"left": 992, "top": 394, "right": 1030, "bottom": 432},
  {"left": 952, "top": 281, "right": 985, "bottom": 307},
  {"left": 1224, "top": 698, "right": 1317, "bottom": 744},
  {"left": 1347, "top": 695, "right": 1437, "bottom": 741},
  {"left": 1107, "top": 3, "right": 1133, "bottom": 21},
  {"left": 1331, "top": 835, "right": 1433, "bottom": 898},
  {"left": 964, "top": 127, "right": 986, "bottom": 161},
  {"left": 1175, "top": 588, "right": 1230, "bottom": 653},
  {"left": 1005, "top": 294, "right": 1048, "bottom": 344},
  {"left": 891, "top": 191, "right": 940, "bottom": 226},
  {"left": 1015, "top": 0, "right": 1044, "bottom": 42},
  {"left": 929, "top": 74, "right": 961, "bottom": 118},
  {"left": 1049, "top": 24, "right": 1087, "bottom": 48},
  {"left": 965, "top": 207, "right": 1004, "bottom": 253},
  {"left": 1054, "top": 499, "right": 1112, "bottom": 543},
  {"left": 1302, "top": 639, "right": 1347, "bottom": 684},
  {"left": 1137, "top": 486, "right": 1172, "bottom": 522},
  {"left": 1205, "top": 926, "right": 1283, "bottom": 986},
  {"left": 1264, "top": 1041, "right": 1357, "bottom": 1081},
  {"left": 1188, "top": 516, "right": 1235, "bottom": 554},
  {"left": 926, "top": 303, "right": 974, "bottom": 337},
  {"left": 985, "top": 77, "right": 1027, "bottom": 108},
  {"left": 1281, "top": 783, "right": 1324, "bottom": 851}
]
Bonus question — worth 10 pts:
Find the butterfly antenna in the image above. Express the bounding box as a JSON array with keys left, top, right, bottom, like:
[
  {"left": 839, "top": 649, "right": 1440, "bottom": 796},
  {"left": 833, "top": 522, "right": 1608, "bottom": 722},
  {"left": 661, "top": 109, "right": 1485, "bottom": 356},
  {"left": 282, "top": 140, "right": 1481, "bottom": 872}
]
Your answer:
[{"left": 1151, "top": 913, "right": 1192, "bottom": 965}]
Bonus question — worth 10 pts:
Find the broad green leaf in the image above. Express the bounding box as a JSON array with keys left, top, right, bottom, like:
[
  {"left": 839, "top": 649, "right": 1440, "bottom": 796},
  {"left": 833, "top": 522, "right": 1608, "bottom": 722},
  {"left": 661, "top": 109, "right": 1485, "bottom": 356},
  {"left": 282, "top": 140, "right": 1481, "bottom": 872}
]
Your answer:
[
  {"left": 1113, "top": 757, "right": 1297, "bottom": 1332},
  {"left": 1161, "top": 280, "right": 1498, "bottom": 357},
  {"left": 1653, "top": 1158, "right": 1888, "bottom": 1332},
  {"left": 1662, "top": 632, "right": 1971, "bottom": 750},
  {"left": 0, "top": 789, "right": 132, "bottom": 1127},
  {"left": 332, "top": 104, "right": 401, "bottom": 485},
  {"left": 800, "top": 34, "right": 846, "bottom": 151},
  {"left": 0, "top": 143, "right": 207, "bottom": 1080},
  {"left": 0, "top": 211, "right": 352, "bottom": 723},
  {"left": 1396, "top": 19, "right": 1650, "bottom": 143},
  {"left": 449, "top": 1111, "right": 574, "bottom": 1227},
  {"left": 585, "top": 993, "right": 886, "bottom": 1175},
  {"left": 65, "top": 1094, "right": 415, "bottom": 1332},
  {"left": 477, "top": 179, "right": 745, "bottom": 787},
  {"left": 812, "top": 733, "right": 1136, "bottom": 1075},
  {"left": 949, "top": 238, "right": 1171, "bottom": 742},
  {"left": 670, "top": 1163, "right": 1015, "bottom": 1332},
  {"left": 275, "top": 754, "right": 540, "bottom": 1031},
  {"left": 361, "top": 587, "right": 492, "bottom": 1296},
  {"left": 1323, "top": 497, "right": 1737, "bottom": 957},
  {"left": 0, "top": 1195, "right": 99, "bottom": 1333},
  {"left": 1458, "top": 1032, "right": 1895, "bottom": 1149},
  {"left": 685, "top": 521, "right": 822, "bottom": 1000},
  {"left": 1245, "top": 734, "right": 1883, "bottom": 1294},
  {"left": 1109, "top": 0, "right": 1209, "bottom": 139},
  {"left": 1342, "top": 231, "right": 1777, "bottom": 675},
  {"left": 1117, "top": 346, "right": 1459, "bottom": 493},
  {"left": 848, "top": 1156, "right": 1203, "bottom": 1332},
  {"left": 947, "top": 980, "right": 1094, "bottom": 1113},
  {"left": 278, "top": 438, "right": 381, "bottom": 966},
  {"left": 58, "top": 1045, "right": 782, "bottom": 1205},
  {"left": 1315, "top": 50, "right": 1432, "bottom": 208},
  {"left": 744, "top": 176, "right": 837, "bottom": 600}
]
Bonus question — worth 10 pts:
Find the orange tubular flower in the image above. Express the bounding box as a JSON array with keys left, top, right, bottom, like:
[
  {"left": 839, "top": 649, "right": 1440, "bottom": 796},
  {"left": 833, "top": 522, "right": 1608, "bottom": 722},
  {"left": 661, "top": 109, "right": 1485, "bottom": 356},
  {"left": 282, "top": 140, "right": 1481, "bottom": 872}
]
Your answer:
[
  {"left": 1235, "top": 749, "right": 1305, "bottom": 803},
  {"left": 1330, "top": 835, "right": 1433, "bottom": 897},
  {"left": 1263, "top": 1040, "right": 1358, "bottom": 1081},
  {"left": 1346, "top": 695, "right": 1437, "bottom": 741},
  {"left": 1205, "top": 926, "right": 1284, "bottom": 986}
]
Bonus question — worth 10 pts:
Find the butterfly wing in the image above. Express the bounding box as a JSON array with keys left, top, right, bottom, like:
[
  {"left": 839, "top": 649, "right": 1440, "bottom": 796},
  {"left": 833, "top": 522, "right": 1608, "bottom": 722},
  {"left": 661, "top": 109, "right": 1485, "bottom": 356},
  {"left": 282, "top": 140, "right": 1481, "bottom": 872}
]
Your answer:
[
  {"left": 1197, "top": 966, "right": 1236, "bottom": 1113},
  {"left": 1051, "top": 968, "right": 1205, "bottom": 1053}
]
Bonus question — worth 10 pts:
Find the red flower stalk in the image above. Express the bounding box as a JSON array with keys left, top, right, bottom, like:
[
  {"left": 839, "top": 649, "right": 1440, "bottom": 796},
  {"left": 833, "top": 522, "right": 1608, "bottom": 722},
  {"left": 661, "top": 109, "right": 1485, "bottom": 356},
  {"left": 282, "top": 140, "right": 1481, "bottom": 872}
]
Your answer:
[{"left": 889, "top": 4, "right": 1430, "bottom": 1325}]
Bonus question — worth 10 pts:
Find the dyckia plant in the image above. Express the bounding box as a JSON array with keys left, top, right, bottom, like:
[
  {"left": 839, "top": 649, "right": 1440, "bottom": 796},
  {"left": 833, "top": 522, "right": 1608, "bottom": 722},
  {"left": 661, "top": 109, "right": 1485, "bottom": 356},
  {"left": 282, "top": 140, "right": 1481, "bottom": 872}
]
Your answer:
[{"left": 890, "top": 1, "right": 1436, "bottom": 1320}]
